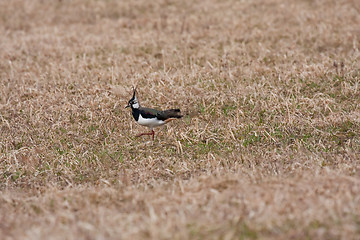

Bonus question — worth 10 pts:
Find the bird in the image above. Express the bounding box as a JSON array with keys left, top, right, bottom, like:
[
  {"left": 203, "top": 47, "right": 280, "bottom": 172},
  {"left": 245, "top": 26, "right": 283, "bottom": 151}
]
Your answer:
[{"left": 125, "top": 88, "right": 183, "bottom": 140}]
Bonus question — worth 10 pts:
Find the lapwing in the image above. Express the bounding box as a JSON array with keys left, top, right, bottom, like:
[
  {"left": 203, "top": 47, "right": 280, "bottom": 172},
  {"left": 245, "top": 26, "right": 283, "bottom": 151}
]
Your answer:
[{"left": 125, "top": 89, "right": 183, "bottom": 140}]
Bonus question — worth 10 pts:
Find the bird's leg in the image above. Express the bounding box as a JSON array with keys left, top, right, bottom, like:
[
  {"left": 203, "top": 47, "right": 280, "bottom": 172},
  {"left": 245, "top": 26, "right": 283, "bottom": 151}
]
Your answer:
[
  {"left": 136, "top": 129, "right": 155, "bottom": 140},
  {"left": 136, "top": 132, "right": 152, "bottom": 137}
]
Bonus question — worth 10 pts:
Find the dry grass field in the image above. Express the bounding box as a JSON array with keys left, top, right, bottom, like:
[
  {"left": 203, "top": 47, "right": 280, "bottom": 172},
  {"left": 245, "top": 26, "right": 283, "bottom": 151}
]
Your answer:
[{"left": 1, "top": 0, "right": 360, "bottom": 239}]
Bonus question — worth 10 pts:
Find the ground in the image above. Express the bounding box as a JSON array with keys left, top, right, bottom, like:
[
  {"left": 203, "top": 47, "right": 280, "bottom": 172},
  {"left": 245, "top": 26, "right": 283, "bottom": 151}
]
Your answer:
[{"left": 0, "top": 0, "right": 360, "bottom": 239}]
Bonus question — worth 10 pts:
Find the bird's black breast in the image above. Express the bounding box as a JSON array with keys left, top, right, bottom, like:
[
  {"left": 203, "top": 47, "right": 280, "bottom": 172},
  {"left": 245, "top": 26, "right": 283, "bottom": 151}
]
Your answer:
[{"left": 132, "top": 109, "right": 140, "bottom": 121}]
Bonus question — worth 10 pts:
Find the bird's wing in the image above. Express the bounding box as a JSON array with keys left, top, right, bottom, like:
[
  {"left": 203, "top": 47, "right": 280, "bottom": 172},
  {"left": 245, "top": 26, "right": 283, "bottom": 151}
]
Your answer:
[
  {"left": 157, "top": 109, "right": 183, "bottom": 121},
  {"left": 138, "top": 107, "right": 160, "bottom": 119}
]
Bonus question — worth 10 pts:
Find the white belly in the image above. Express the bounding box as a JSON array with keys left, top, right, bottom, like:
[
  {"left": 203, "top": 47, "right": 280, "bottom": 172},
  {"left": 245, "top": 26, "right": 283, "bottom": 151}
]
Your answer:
[{"left": 137, "top": 115, "right": 165, "bottom": 129}]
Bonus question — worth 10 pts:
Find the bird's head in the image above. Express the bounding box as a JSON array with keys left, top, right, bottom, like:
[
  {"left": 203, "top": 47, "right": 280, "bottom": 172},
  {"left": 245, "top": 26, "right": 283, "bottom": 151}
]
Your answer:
[{"left": 125, "top": 88, "right": 139, "bottom": 109}]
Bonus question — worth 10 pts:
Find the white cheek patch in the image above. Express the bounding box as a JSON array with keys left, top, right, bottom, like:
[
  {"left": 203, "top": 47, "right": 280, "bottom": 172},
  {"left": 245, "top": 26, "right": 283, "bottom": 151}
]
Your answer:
[{"left": 132, "top": 102, "right": 140, "bottom": 108}]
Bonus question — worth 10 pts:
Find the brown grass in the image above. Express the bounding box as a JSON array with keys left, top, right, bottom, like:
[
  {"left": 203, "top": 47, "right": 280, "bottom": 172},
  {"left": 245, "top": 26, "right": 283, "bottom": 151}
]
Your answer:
[{"left": 1, "top": 0, "right": 360, "bottom": 239}]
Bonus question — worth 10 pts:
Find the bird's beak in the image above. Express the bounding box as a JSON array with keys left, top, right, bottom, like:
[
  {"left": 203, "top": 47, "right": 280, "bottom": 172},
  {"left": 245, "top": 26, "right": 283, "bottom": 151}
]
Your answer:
[{"left": 125, "top": 104, "right": 130, "bottom": 108}]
